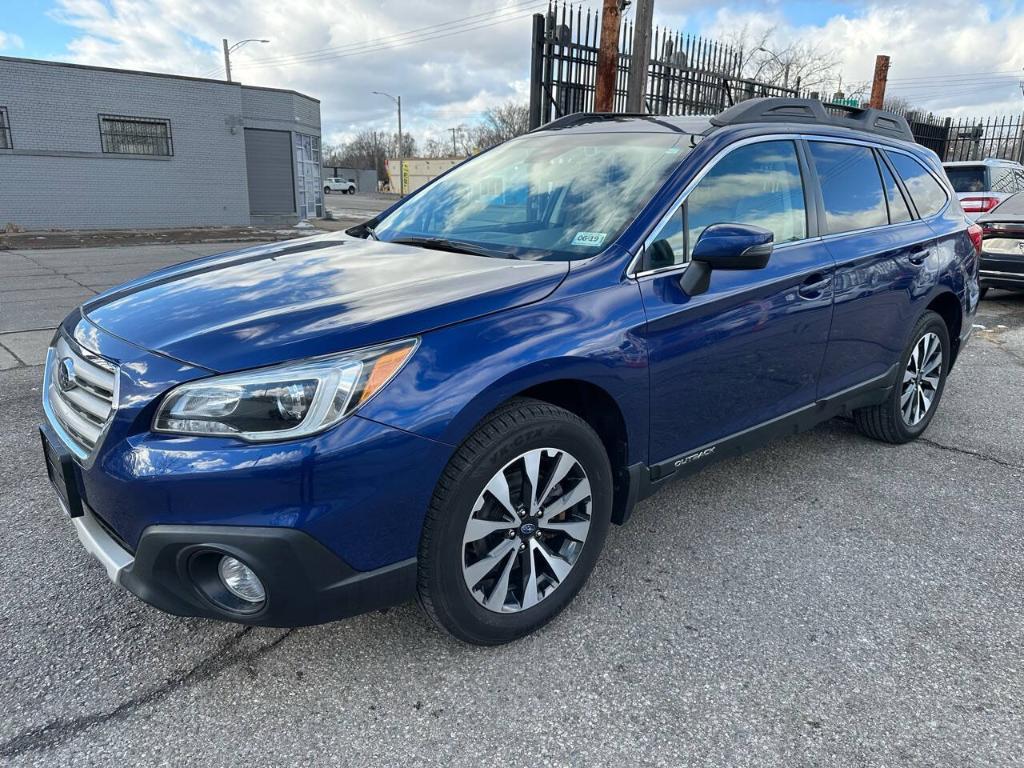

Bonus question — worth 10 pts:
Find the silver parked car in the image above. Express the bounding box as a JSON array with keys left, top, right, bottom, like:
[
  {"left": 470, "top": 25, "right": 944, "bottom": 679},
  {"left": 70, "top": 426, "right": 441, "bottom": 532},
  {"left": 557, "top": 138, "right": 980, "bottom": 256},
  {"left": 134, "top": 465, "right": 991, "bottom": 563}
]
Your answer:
[{"left": 942, "top": 158, "right": 1024, "bottom": 220}]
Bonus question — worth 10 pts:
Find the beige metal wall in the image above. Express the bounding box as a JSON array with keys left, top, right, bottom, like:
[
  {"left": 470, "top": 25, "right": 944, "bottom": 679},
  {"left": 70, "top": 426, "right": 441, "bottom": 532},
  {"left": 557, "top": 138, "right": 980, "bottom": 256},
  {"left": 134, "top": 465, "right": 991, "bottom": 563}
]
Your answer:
[{"left": 384, "top": 157, "right": 464, "bottom": 194}]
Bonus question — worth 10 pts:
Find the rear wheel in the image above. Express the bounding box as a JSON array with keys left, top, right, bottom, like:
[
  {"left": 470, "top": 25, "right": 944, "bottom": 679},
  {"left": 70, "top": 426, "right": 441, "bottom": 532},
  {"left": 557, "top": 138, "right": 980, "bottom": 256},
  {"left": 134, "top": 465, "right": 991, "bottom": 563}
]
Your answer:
[
  {"left": 417, "top": 398, "right": 612, "bottom": 645},
  {"left": 853, "top": 310, "right": 949, "bottom": 444},
  {"left": 323, "top": 186, "right": 331, "bottom": 195}
]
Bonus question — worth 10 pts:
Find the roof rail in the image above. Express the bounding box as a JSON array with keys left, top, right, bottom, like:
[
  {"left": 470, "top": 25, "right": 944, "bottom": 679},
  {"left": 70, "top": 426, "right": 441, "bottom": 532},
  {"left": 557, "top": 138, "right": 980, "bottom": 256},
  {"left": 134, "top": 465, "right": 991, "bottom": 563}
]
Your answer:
[
  {"left": 532, "top": 112, "right": 691, "bottom": 134},
  {"left": 709, "top": 97, "right": 915, "bottom": 143}
]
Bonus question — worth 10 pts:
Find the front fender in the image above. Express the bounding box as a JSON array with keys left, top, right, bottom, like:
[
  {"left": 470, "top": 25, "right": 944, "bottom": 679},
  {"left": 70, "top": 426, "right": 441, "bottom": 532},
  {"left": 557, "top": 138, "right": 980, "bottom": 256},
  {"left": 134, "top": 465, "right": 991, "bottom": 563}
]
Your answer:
[{"left": 357, "top": 277, "right": 651, "bottom": 467}]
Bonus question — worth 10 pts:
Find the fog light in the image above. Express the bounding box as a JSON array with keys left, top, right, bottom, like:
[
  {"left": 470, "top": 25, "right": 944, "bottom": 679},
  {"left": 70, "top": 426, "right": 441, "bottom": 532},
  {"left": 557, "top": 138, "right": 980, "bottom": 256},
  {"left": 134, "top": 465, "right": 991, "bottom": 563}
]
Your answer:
[{"left": 217, "top": 556, "right": 266, "bottom": 604}]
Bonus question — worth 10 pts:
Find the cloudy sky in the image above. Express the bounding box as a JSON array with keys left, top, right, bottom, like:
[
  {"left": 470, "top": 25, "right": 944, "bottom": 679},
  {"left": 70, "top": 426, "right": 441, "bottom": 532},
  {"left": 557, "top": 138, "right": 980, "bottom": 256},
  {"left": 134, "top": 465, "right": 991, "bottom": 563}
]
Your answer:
[{"left": 2, "top": 0, "right": 1023, "bottom": 147}]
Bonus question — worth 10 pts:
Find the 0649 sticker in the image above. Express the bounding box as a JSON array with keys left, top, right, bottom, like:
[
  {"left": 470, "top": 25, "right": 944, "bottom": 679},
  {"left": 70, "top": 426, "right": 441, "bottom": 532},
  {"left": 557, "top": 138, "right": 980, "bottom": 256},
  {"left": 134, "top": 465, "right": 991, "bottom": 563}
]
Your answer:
[{"left": 571, "top": 231, "right": 607, "bottom": 247}]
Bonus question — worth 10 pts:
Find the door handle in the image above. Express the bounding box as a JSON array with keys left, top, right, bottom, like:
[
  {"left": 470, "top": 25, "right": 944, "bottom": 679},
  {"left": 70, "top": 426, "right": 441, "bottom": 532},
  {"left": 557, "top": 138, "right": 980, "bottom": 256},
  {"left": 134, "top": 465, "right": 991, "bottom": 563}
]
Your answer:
[
  {"left": 908, "top": 244, "right": 929, "bottom": 266},
  {"left": 797, "top": 273, "right": 831, "bottom": 299}
]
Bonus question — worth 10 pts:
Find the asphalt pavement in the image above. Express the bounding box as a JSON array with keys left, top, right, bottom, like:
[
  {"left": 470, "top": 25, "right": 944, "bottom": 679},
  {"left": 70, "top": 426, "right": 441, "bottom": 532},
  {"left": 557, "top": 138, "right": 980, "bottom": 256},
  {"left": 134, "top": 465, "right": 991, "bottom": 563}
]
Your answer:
[{"left": 0, "top": 237, "right": 1022, "bottom": 767}]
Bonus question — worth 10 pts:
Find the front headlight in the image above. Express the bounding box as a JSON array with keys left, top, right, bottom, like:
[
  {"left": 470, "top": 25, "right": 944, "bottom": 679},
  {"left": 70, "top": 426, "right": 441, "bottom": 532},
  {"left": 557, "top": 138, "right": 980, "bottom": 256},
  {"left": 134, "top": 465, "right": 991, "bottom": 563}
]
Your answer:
[{"left": 153, "top": 338, "right": 417, "bottom": 442}]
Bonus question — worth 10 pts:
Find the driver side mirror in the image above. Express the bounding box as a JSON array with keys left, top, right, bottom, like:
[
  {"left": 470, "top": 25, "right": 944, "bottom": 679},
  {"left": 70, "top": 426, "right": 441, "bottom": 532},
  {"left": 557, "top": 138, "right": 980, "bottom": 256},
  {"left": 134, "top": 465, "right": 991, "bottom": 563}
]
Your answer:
[{"left": 679, "top": 223, "right": 774, "bottom": 296}]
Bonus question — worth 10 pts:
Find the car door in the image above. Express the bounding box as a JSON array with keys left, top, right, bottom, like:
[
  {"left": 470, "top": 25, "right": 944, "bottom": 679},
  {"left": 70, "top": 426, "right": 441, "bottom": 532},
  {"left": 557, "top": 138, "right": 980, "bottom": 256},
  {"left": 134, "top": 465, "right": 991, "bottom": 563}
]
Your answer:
[
  {"left": 810, "top": 140, "right": 938, "bottom": 396},
  {"left": 636, "top": 138, "right": 835, "bottom": 467}
]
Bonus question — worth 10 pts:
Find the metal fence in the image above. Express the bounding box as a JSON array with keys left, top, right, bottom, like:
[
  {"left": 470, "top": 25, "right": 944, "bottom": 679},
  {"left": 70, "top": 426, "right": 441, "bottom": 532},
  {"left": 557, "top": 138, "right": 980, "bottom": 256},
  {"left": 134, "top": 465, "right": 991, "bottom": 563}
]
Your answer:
[
  {"left": 527, "top": 2, "right": 1024, "bottom": 166},
  {"left": 528, "top": 1, "right": 800, "bottom": 129},
  {"left": 885, "top": 112, "right": 1024, "bottom": 163}
]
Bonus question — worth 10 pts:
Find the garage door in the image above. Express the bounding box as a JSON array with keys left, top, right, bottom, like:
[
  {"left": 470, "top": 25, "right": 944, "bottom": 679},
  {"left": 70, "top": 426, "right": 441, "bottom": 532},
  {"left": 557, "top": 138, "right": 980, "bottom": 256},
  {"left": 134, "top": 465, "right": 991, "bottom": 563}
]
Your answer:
[{"left": 244, "top": 128, "right": 295, "bottom": 215}]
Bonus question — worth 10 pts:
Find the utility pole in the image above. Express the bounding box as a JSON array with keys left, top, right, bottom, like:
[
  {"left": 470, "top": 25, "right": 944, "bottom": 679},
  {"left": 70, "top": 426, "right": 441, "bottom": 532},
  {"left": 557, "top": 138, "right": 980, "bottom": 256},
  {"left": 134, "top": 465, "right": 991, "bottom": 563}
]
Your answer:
[
  {"left": 450, "top": 127, "right": 459, "bottom": 156},
  {"left": 372, "top": 91, "right": 404, "bottom": 195},
  {"left": 221, "top": 38, "right": 270, "bottom": 83},
  {"left": 869, "top": 54, "right": 890, "bottom": 110},
  {"left": 222, "top": 39, "right": 232, "bottom": 82},
  {"left": 594, "top": 0, "right": 623, "bottom": 112},
  {"left": 625, "top": 0, "right": 655, "bottom": 113}
]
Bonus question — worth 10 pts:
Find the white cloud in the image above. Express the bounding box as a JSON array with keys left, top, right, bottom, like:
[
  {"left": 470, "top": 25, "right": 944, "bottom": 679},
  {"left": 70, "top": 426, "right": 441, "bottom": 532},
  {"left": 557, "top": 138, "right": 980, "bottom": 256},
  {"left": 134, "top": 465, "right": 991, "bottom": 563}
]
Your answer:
[
  {"left": 30, "top": 0, "right": 1024, "bottom": 147},
  {"left": 0, "top": 30, "right": 25, "bottom": 50},
  {"left": 700, "top": 1, "right": 1024, "bottom": 116},
  {"left": 48, "top": 0, "right": 541, "bottom": 146}
]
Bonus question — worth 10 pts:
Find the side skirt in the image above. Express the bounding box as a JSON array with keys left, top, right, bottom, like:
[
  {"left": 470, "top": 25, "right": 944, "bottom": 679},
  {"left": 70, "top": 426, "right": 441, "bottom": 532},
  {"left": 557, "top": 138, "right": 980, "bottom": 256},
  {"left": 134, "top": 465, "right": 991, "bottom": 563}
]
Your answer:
[{"left": 612, "top": 366, "right": 896, "bottom": 525}]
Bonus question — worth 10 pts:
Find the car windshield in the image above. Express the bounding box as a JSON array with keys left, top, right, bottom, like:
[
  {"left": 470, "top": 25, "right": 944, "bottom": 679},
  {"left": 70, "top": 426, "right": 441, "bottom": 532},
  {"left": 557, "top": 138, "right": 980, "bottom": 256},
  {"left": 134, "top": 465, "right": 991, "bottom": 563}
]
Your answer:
[
  {"left": 372, "top": 132, "right": 691, "bottom": 260},
  {"left": 945, "top": 166, "right": 987, "bottom": 193}
]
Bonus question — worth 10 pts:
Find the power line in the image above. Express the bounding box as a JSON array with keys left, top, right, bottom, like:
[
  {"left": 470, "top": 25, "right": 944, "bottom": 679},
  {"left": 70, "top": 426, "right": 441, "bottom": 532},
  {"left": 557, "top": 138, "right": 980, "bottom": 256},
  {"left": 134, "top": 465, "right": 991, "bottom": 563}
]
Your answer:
[
  {"left": 247, "top": 0, "right": 545, "bottom": 67},
  {"left": 233, "top": 0, "right": 547, "bottom": 72},
  {"left": 888, "top": 69, "right": 1024, "bottom": 83}
]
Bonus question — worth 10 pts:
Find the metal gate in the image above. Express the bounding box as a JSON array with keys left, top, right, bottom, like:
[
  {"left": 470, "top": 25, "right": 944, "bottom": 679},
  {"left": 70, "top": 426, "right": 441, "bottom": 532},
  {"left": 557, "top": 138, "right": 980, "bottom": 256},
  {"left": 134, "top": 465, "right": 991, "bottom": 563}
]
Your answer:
[
  {"left": 528, "top": 1, "right": 800, "bottom": 128},
  {"left": 294, "top": 133, "right": 323, "bottom": 220}
]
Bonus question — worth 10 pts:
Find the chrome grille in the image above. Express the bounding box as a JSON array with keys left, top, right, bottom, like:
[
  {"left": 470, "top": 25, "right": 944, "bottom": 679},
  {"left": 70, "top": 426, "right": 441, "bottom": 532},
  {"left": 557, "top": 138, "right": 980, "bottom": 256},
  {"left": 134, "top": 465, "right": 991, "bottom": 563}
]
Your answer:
[{"left": 44, "top": 335, "right": 118, "bottom": 458}]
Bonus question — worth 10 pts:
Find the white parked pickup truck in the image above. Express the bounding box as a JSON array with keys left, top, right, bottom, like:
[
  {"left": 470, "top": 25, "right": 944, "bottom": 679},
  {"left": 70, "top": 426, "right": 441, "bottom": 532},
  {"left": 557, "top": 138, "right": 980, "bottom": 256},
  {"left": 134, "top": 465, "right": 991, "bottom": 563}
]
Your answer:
[{"left": 323, "top": 177, "right": 356, "bottom": 194}]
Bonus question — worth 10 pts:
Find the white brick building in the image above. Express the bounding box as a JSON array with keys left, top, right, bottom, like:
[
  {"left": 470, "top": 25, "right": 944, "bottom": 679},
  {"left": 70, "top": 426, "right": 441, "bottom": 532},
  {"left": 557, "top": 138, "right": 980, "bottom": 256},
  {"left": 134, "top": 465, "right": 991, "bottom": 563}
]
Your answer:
[{"left": 0, "top": 56, "right": 322, "bottom": 230}]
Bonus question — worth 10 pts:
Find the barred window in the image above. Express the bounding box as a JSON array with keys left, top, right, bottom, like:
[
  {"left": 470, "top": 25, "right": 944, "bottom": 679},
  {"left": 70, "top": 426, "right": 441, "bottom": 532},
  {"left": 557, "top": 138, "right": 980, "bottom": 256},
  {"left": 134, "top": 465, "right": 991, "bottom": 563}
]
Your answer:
[
  {"left": 98, "top": 114, "right": 173, "bottom": 156},
  {"left": 0, "top": 107, "right": 11, "bottom": 150}
]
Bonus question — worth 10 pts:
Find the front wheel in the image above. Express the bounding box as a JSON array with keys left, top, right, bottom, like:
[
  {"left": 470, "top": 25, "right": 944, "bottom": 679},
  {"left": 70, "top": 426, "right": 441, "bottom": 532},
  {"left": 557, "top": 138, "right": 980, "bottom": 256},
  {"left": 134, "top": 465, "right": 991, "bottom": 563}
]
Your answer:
[
  {"left": 323, "top": 186, "right": 331, "bottom": 195},
  {"left": 417, "top": 398, "right": 612, "bottom": 645},
  {"left": 853, "top": 310, "right": 950, "bottom": 444}
]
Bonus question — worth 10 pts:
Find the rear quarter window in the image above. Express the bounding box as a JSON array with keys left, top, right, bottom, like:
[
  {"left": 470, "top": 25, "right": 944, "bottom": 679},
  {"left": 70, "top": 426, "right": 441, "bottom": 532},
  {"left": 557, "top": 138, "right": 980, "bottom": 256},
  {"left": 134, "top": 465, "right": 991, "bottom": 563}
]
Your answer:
[{"left": 888, "top": 152, "right": 949, "bottom": 218}]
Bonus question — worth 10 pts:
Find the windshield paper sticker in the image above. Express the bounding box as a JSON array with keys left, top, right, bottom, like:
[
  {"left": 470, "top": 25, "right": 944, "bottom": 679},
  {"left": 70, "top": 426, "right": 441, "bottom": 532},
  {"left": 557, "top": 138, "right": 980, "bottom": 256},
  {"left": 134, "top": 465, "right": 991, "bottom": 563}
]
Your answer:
[{"left": 571, "top": 231, "right": 607, "bottom": 247}]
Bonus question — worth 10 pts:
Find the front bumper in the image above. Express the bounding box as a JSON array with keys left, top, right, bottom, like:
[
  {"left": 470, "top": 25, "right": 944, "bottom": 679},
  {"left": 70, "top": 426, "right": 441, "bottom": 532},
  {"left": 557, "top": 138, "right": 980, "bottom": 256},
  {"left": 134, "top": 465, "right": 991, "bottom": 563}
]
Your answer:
[
  {"left": 42, "top": 312, "right": 453, "bottom": 625},
  {"left": 68, "top": 508, "right": 416, "bottom": 626}
]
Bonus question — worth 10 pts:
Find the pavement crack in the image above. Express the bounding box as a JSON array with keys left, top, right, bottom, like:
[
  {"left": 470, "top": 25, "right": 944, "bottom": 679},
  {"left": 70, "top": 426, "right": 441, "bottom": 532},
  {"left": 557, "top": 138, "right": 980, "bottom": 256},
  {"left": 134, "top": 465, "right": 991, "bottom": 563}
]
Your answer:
[
  {"left": 0, "top": 626, "right": 295, "bottom": 759},
  {"left": 918, "top": 437, "right": 1024, "bottom": 471}
]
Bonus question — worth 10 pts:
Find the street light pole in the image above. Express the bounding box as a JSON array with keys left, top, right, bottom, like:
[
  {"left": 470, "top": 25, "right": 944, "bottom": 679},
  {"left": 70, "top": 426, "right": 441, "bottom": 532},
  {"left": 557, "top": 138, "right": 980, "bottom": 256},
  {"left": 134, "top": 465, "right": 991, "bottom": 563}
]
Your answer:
[
  {"left": 222, "top": 38, "right": 270, "bottom": 83},
  {"left": 372, "top": 91, "right": 405, "bottom": 195}
]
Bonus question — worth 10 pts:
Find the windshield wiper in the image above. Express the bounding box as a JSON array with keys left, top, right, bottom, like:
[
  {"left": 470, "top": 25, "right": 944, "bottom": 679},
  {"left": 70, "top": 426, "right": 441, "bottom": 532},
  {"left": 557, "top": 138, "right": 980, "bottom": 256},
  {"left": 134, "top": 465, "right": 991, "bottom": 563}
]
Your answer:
[{"left": 390, "top": 236, "right": 518, "bottom": 259}]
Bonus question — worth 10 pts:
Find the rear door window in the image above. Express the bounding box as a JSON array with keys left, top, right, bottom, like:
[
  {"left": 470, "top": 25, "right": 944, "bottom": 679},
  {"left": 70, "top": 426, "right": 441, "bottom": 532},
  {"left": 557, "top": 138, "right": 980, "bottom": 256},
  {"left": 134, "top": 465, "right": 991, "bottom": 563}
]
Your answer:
[
  {"left": 943, "top": 166, "right": 987, "bottom": 193},
  {"left": 808, "top": 142, "right": 888, "bottom": 234},
  {"left": 876, "top": 152, "right": 913, "bottom": 224},
  {"left": 887, "top": 152, "right": 949, "bottom": 218}
]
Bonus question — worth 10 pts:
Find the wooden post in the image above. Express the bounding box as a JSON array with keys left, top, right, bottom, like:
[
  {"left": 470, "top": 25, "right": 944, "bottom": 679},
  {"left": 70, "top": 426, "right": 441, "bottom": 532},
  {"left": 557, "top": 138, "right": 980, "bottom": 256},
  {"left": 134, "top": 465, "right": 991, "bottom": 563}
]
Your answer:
[
  {"left": 625, "top": 0, "right": 654, "bottom": 112},
  {"left": 868, "top": 54, "right": 890, "bottom": 109},
  {"left": 594, "top": 0, "right": 622, "bottom": 112}
]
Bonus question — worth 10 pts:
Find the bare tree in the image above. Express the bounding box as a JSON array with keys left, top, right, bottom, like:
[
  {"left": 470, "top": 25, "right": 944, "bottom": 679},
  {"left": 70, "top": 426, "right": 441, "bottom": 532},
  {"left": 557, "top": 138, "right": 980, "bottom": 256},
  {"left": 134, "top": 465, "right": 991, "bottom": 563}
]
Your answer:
[
  {"left": 321, "top": 142, "right": 346, "bottom": 167},
  {"left": 471, "top": 102, "right": 530, "bottom": 150},
  {"left": 421, "top": 137, "right": 452, "bottom": 158},
  {"left": 337, "top": 129, "right": 417, "bottom": 177},
  {"left": 723, "top": 24, "right": 839, "bottom": 95}
]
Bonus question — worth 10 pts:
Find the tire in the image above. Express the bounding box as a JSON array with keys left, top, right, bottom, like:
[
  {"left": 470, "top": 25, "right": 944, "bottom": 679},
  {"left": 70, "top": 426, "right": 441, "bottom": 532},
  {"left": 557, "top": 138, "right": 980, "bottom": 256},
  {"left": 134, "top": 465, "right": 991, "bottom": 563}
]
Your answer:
[
  {"left": 417, "top": 398, "right": 612, "bottom": 645},
  {"left": 853, "top": 310, "right": 950, "bottom": 444},
  {"left": 323, "top": 186, "right": 331, "bottom": 195},
  {"left": 979, "top": 285, "right": 989, "bottom": 300}
]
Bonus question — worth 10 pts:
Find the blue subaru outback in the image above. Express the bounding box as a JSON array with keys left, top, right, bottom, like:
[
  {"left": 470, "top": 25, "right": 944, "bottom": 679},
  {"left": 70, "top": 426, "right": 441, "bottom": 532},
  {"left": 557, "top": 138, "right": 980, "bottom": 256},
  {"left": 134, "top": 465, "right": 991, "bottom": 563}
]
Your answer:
[{"left": 40, "top": 99, "right": 980, "bottom": 644}]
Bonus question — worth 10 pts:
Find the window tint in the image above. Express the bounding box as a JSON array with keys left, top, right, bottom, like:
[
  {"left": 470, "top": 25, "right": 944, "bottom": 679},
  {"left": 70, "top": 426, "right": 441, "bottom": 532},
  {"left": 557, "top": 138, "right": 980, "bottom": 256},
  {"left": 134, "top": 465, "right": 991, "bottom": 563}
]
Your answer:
[
  {"left": 809, "top": 142, "right": 887, "bottom": 234},
  {"left": 887, "top": 152, "right": 949, "bottom": 218},
  {"left": 649, "top": 140, "right": 806, "bottom": 267},
  {"left": 944, "top": 166, "right": 986, "bottom": 193},
  {"left": 877, "top": 154, "right": 913, "bottom": 224}
]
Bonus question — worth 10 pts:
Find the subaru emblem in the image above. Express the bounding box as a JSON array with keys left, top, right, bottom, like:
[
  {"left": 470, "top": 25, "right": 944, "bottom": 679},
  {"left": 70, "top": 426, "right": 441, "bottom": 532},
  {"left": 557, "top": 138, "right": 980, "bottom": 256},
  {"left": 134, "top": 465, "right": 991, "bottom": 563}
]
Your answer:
[{"left": 58, "top": 357, "right": 77, "bottom": 391}]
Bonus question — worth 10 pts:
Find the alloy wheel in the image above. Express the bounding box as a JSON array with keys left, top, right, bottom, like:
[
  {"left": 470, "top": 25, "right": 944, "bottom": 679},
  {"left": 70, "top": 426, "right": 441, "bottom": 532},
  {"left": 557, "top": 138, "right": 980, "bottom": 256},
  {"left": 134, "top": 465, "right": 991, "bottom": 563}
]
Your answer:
[
  {"left": 462, "top": 448, "right": 592, "bottom": 613},
  {"left": 901, "top": 331, "right": 942, "bottom": 426}
]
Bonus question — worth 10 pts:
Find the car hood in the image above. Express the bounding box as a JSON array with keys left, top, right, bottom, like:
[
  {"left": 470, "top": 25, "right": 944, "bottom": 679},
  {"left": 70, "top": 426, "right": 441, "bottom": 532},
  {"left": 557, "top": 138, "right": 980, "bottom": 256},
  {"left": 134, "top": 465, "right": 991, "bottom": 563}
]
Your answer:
[{"left": 83, "top": 233, "right": 568, "bottom": 372}]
